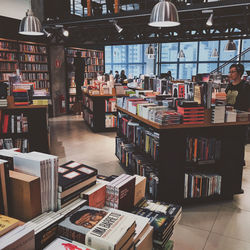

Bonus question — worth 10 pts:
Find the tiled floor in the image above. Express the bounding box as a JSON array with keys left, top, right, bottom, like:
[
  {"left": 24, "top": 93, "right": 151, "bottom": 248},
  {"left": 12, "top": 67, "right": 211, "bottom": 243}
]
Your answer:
[{"left": 50, "top": 115, "right": 250, "bottom": 250}]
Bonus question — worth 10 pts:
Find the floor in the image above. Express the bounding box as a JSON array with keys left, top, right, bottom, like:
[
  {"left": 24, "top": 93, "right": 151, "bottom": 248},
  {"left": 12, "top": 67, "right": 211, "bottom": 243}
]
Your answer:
[{"left": 50, "top": 115, "right": 250, "bottom": 250}]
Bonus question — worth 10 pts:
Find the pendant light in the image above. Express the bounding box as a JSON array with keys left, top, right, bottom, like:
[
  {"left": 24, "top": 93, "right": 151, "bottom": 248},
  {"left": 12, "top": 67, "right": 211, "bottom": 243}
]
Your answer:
[
  {"left": 206, "top": 13, "right": 213, "bottom": 26},
  {"left": 19, "top": 9, "right": 43, "bottom": 36},
  {"left": 146, "top": 44, "right": 155, "bottom": 59},
  {"left": 148, "top": 0, "right": 180, "bottom": 27},
  {"left": 114, "top": 21, "right": 123, "bottom": 33},
  {"left": 211, "top": 48, "right": 219, "bottom": 57},
  {"left": 225, "top": 40, "right": 237, "bottom": 52},
  {"left": 177, "top": 49, "right": 185, "bottom": 59}
]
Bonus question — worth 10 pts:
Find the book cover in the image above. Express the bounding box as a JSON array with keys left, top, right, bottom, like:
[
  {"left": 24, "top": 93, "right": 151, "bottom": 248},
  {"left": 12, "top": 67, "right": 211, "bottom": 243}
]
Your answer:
[
  {"left": 58, "top": 206, "right": 108, "bottom": 244},
  {"left": 44, "top": 237, "right": 96, "bottom": 250},
  {"left": 0, "top": 214, "right": 20, "bottom": 237},
  {"left": 0, "top": 160, "right": 10, "bottom": 215},
  {"left": 59, "top": 161, "right": 97, "bottom": 192}
]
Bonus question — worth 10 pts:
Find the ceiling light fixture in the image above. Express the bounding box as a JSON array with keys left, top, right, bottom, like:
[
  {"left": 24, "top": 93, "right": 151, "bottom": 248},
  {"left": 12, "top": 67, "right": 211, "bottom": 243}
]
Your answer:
[
  {"left": 43, "top": 29, "right": 52, "bottom": 38},
  {"left": 146, "top": 44, "right": 155, "bottom": 55},
  {"left": 148, "top": 0, "right": 180, "bottom": 27},
  {"left": 19, "top": 9, "right": 43, "bottom": 36},
  {"left": 211, "top": 48, "right": 219, "bottom": 57},
  {"left": 177, "top": 49, "right": 185, "bottom": 59},
  {"left": 62, "top": 28, "right": 69, "bottom": 37},
  {"left": 225, "top": 40, "right": 237, "bottom": 51},
  {"left": 206, "top": 13, "right": 213, "bottom": 26},
  {"left": 113, "top": 20, "right": 123, "bottom": 33}
]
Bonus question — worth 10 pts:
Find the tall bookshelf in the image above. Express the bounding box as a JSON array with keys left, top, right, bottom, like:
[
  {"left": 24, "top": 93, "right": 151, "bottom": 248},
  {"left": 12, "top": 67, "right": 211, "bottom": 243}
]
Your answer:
[
  {"left": 65, "top": 47, "right": 104, "bottom": 112},
  {"left": 116, "top": 107, "right": 250, "bottom": 204},
  {"left": 0, "top": 106, "right": 49, "bottom": 153},
  {"left": 0, "top": 38, "right": 18, "bottom": 82},
  {"left": 83, "top": 92, "right": 117, "bottom": 132},
  {"left": 0, "top": 38, "right": 51, "bottom": 98}
]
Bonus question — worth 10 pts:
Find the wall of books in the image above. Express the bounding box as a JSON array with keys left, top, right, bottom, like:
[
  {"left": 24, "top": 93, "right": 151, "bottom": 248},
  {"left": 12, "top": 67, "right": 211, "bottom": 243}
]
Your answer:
[
  {"left": 65, "top": 47, "right": 104, "bottom": 112},
  {"left": 0, "top": 38, "right": 50, "bottom": 96}
]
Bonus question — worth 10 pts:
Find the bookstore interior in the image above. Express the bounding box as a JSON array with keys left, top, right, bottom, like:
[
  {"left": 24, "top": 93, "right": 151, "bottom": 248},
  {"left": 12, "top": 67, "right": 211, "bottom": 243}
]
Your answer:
[{"left": 0, "top": 0, "right": 250, "bottom": 249}]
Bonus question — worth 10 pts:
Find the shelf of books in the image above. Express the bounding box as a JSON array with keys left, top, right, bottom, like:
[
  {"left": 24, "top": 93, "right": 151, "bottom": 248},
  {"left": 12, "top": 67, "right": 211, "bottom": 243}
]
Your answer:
[
  {"left": 0, "top": 38, "right": 51, "bottom": 107},
  {"left": 65, "top": 47, "right": 104, "bottom": 112},
  {"left": 0, "top": 106, "right": 49, "bottom": 153},
  {"left": 116, "top": 106, "right": 249, "bottom": 204},
  {"left": 82, "top": 92, "right": 117, "bottom": 132}
]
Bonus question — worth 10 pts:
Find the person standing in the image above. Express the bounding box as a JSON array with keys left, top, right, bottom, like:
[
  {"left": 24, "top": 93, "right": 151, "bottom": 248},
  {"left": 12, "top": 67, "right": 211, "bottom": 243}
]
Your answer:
[
  {"left": 226, "top": 63, "right": 250, "bottom": 111},
  {"left": 120, "top": 70, "right": 127, "bottom": 85},
  {"left": 114, "top": 71, "right": 119, "bottom": 83},
  {"left": 74, "top": 52, "right": 85, "bottom": 102}
]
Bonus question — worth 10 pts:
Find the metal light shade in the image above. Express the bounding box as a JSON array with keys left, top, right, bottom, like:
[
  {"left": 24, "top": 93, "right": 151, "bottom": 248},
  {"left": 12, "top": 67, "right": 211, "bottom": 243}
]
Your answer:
[
  {"left": 225, "top": 40, "right": 237, "bottom": 51},
  {"left": 19, "top": 9, "right": 43, "bottom": 36},
  {"left": 211, "top": 48, "right": 219, "bottom": 57},
  {"left": 146, "top": 44, "right": 155, "bottom": 55},
  {"left": 178, "top": 49, "right": 185, "bottom": 58},
  {"left": 43, "top": 29, "right": 52, "bottom": 38},
  {"left": 149, "top": 0, "right": 180, "bottom": 27},
  {"left": 206, "top": 13, "right": 213, "bottom": 26},
  {"left": 114, "top": 22, "right": 123, "bottom": 33}
]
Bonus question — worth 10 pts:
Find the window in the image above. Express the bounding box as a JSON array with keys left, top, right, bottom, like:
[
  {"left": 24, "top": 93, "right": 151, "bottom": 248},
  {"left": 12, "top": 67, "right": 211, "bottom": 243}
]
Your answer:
[
  {"left": 161, "top": 43, "right": 178, "bottom": 62},
  {"left": 199, "top": 41, "right": 219, "bottom": 62},
  {"left": 198, "top": 63, "right": 218, "bottom": 74},
  {"left": 241, "top": 39, "right": 250, "bottom": 62},
  {"left": 220, "top": 40, "right": 239, "bottom": 61},
  {"left": 128, "top": 44, "right": 143, "bottom": 63},
  {"left": 128, "top": 64, "right": 143, "bottom": 78},
  {"left": 113, "top": 46, "right": 127, "bottom": 63},
  {"left": 161, "top": 64, "right": 177, "bottom": 79},
  {"left": 179, "top": 63, "right": 197, "bottom": 80},
  {"left": 179, "top": 42, "right": 198, "bottom": 62},
  {"left": 105, "top": 46, "right": 112, "bottom": 63}
]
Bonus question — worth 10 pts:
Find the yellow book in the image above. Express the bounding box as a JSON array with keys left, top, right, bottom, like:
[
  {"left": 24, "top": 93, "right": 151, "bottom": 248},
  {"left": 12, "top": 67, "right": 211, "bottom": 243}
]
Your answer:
[{"left": 0, "top": 214, "right": 20, "bottom": 236}]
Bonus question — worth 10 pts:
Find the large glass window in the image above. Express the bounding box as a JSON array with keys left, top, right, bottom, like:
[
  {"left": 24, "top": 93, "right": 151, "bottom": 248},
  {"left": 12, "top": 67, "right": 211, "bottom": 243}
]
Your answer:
[
  {"left": 179, "top": 63, "right": 197, "bottom": 80},
  {"left": 179, "top": 42, "right": 198, "bottom": 62},
  {"left": 199, "top": 41, "right": 219, "bottom": 62},
  {"left": 105, "top": 64, "right": 112, "bottom": 74},
  {"left": 198, "top": 63, "right": 218, "bottom": 74},
  {"left": 241, "top": 39, "right": 250, "bottom": 62},
  {"left": 161, "top": 64, "right": 177, "bottom": 79},
  {"left": 219, "top": 40, "right": 240, "bottom": 61},
  {"left": 113, "top": 46, "right": 127, "bottom": 63},
  {"left": 161, "top": 43, "right": 178, "bottom": 62},
  {"left": 128, "top": 64, "right": 143, "bottom": 78},
  {"left": 128, "top": 44, "right": 143, "bottom": 63},
  {"left": 105, "top": 46, "right": 112, "bottom": 63}
]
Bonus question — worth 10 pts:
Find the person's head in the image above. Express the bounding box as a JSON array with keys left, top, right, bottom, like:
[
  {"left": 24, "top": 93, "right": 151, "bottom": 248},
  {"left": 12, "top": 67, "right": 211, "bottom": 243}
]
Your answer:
[
  {"left": 229, "top": 63, "right": 244, "bottom": 82},
  {"left": 115, "top": 71, "right": 119, "bottom": 74},
  {"left": 109, "top": 70, "right": 113, "bottom": 74},
  {"left": 167, "top": 71, "right": 172, "bottom": 76},
  {"left": 121, "top": 70, "right": 125, "bottom": 75}
]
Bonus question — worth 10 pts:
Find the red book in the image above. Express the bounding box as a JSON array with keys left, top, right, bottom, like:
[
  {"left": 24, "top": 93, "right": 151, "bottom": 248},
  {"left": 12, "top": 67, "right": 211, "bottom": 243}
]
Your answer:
[{"left": 2, "top": 114, "right": 9, "bottom": 134}]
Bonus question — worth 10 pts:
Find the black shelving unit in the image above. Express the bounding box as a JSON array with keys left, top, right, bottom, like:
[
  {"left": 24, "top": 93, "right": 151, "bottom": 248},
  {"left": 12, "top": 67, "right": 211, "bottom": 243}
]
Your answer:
[
  {"left": 116, "top": 107, "right": 250, "bottom": 204},
  {"left": 0, "top": 106, "right": 50, "bottom": 153},
  {"left": 83, "top": 92, "right": 117, "bottom": 132}
]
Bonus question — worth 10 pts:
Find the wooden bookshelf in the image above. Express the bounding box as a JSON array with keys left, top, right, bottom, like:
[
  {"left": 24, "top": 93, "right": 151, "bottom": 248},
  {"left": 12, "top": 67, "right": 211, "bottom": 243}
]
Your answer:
[
  {"left": 0, "top": 106, "right": 49, "bottom": 153},
  {"left": 116, "top": 108, "right": 249, "bottom": 204},
  {"left": 82, "top": 92, "right": 117, "bottom": 132},
  {"left": 65, "top": 47, "right": 104, "bottom": 113}
]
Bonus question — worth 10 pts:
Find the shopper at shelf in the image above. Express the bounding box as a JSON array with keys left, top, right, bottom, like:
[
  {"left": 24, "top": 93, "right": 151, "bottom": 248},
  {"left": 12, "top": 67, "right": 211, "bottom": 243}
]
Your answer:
[
  {"left": 114, "top": 70, "right": 119, "bottom": 83},
  {"left": 74, "top": 52, "right": 85, "bottom": 102},
  {"left": 226, "top": 63, "right": 250, "bottom": 111},
  {"left": 120, "top": 70, "right": 127, "bottom": 85}
]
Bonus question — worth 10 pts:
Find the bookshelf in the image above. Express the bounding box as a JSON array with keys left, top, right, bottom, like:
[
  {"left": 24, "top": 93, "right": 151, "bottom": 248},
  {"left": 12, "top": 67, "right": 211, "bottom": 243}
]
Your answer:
[
  {"left": 65, "top": 47, "right": 104, "bottom": 112},
  {"left": 83, "top": 92, "right": 117, "bottom": 132},
  {"left": 0, "top": 38, "right": 51, "bottom": 96},
  {"left": 0, "top": 106, "right": 49, "bottom": 153},
  {"left": 116, "top": 107, "right": 250, "bottom": 204}
]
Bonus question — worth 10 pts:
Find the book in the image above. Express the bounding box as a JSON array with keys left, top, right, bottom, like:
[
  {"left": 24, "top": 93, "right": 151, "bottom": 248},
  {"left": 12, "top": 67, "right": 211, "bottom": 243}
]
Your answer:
[
  {"left": 0, "top": 160, "right": 10, "bottom": 215},
  {"left": 0, "top": 214, "right": 20, "bottom": 237},
  {"left": 43, "top": 237, "right": 96, "bottom": 250},
  {"left": 134, "top": 175, "right": 146, "bottom": 206},
  {"left": 80, "top": 181, "right": 107, "bottom": 208},
  {"left": 85, "top": 210, "right": 136, "bottom": 250},
  {"left": 9, "top": 170, "right": 42, "bottom": 221},
  {"left": 0, "top": 226, "right": 35, "bottom": 250},
  {"left": 134, "top": 225, "right": 153, "bottom": 250},
  {"left": 59, "top": 161, "right": 97, "bottom": 192}
]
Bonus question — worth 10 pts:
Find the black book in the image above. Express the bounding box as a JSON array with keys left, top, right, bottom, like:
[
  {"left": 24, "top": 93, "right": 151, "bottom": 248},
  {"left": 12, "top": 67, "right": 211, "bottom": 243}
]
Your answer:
[{"left": 58, "top": 161, "right": 98, "bottom": 192}]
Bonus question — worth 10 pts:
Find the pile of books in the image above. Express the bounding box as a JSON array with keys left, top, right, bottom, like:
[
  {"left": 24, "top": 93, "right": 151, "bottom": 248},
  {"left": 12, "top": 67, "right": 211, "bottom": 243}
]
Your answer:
[
  {"left": 0, "top": 99, "right": 7, "bottom": 107},
  {"left": 154, "top": 110, "right": 182, "bottom": 125},
  {"left": 58, "top": 161, "right": 97, "bottom": 209},
  {"left": 225, "top": 108, "right": 237, "bottom": 122},
  {"left": 177, "top": 104, "right": 205, "bottom": 124},
  {"left": 132, "top": 199, "right": 182, "bottom": 249},
  {"left": 211, "top": 104, "right": 225, "bottom": 123},
  {"left": 58, "top": 205, "right": 136, "bottom": 249},
  {"left": 236, "top": 110, "right": 250, "bottom": 122}
]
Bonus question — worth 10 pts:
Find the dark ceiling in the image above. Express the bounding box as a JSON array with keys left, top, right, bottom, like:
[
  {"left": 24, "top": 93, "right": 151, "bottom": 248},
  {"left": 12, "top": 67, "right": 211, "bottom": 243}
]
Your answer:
[{"left": 43, "top": 0, "right": 250, "bottom": 47}]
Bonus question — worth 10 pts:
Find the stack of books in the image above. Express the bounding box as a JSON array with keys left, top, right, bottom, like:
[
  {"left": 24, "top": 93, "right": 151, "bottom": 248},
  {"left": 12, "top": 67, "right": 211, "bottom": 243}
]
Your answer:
[
  {"left": 12, "top": 89, "right": 30, "bottom": 105},
  {"left": 177, "top": 105, "right": 205, "bottom": 124},
  {"left": 132, "top": 199, "right": 182, "bottom": 249},
  {"left": 225, "top": 109, "right": 237, "bottom": 122},
  {"left": 105, "top": 174, "right": 136, "bottom": 212},
  {"left": 154, "top": 110, "right": 182, "bottom": 125},
  {"left": 0, "top": 99, "right": 7, "bottom": 107},
  {"left": 58, "top": 205, "right": 136, "bottom": 249},
  {"left": 211, "top": 104, "right": 225, "bottom": 123},
  {"left": 58, "top": 161, "right": 97, "bottom": 209},
  {"left": 236, "top": 110, "right": 250, "bottom": 122}
]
